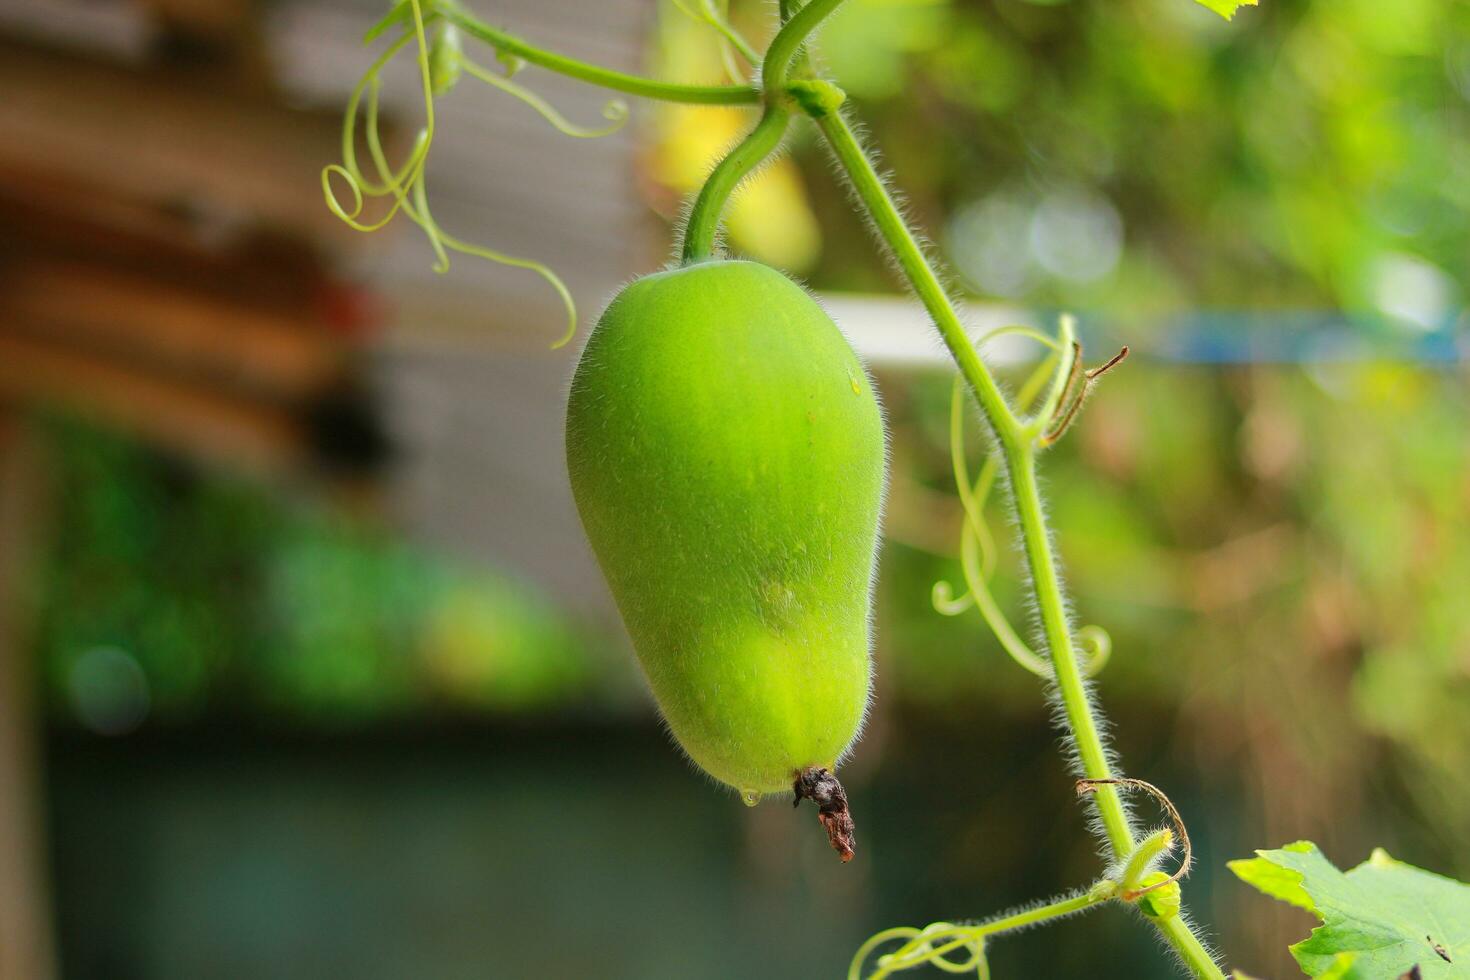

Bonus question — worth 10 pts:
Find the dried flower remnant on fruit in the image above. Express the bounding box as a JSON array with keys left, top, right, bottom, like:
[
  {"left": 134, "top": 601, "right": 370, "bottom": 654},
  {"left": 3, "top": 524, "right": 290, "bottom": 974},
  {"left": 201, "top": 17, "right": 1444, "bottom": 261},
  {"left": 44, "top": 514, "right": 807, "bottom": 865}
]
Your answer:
[{"left": 794, "top": 766, "right": 855, "bottom": 862}]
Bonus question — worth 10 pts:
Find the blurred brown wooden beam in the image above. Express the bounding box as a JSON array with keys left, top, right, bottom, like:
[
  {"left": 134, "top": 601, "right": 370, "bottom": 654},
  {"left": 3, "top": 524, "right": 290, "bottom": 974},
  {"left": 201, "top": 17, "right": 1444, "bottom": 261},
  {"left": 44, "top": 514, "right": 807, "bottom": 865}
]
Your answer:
[
  {"left": 0, "top": 166, "right": 340, "bottom": 313},
  {"left": 0, "top": 38, "right": 352, "bottom": 246},
  {"left": 0, "top": 259, "right": 344, "bottom": 400},
  {"left": 142, "top": 0, "right": 254, "bottom": 38},
  {"left": 0, "top": 333, "right": 303, "bottom": 476}
]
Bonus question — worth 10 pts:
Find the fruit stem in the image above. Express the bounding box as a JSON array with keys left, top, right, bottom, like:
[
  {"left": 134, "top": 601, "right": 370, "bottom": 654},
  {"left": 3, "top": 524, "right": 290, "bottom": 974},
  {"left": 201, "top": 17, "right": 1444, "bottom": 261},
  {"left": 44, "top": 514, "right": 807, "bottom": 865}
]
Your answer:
[
  {"left": 811, "top": 106, "right": 1227, "bottom": 980},
  {"left": 679, "top": 106, "right": 791, "bottom": 264},
  {"left": 678, "top": 0, "right": 847, "bottom": 263}
]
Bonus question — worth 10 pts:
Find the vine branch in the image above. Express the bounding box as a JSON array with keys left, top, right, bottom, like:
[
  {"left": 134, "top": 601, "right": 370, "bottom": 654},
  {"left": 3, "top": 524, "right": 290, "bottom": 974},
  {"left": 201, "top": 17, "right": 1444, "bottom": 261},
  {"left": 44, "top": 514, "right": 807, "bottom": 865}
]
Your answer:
[
  {"left": 807, "top": 73, "right": 1227, "bottom": 980},
  {"left": 849, "top": 883, "right": 1117, "bottom": 980},
  {"left": 679, "top": 0, "right": 847, "bottom": 263},
  {"left": 680, "top": 107, "right": 789, "bottom": 263},
  {"left": 437, "top": 0, "right": 761, "bottom": 104}
]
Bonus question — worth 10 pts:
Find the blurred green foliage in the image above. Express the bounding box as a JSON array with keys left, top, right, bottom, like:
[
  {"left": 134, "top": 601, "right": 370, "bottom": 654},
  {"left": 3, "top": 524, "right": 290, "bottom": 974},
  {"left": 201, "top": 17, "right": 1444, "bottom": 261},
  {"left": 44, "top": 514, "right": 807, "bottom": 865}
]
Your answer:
[
  {"left": 35, "top": 421, "right": 620, "bottom": 729},
  {"left": 877, "top": 356, "right": 1470, "bottom": 884},
  {"left": 805, "top": 0, "right": 1469, "bottom": 329},
  {"left": 36, "top": 346, "right": 1468, "bottom": 893}
]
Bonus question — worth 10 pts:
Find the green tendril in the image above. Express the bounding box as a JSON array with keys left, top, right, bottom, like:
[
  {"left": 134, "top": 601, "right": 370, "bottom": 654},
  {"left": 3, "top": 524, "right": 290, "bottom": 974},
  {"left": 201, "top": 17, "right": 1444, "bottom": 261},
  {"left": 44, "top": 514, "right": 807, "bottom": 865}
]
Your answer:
[
  {"left": 670, "top": 0, "right": 763, "bottom": 78},
  {"left": 715, "top": 33, "right": 748, "bottom": 84},
  {"left": 979, "top": 323, "right": 1064, "bottom": 354},
  {"left": 1077, "top": 624, "right": 1112, "bottom": 676},
  {"left": 938, "top": 380, "right": 1046, "bottom": 674},
  {"left": 461, "top": 59, "right": 629, "bottom": 138},
  {"left": 363, "top": 1, "right": 416, "bottom": 44},
  {"left": 326, "top": 36, "right": 417, "bottom": 210},
  {"left": 850, "top": 923, "right": 989, "bottom": 980},
  {"left": 851, "top": 888, "right": 1114, "bottom": 979},
  {"left": 937, "top": 348, "right": 1112, "bottom": 678},
  {"left": 320, "top": 0, "right": 578, "bottom": 349},
  {"left": 1015, "top": 351, "right": 1062, "bottom": 415},
  {"left": 1031, "top": 314, "right": 1079, "bottom": 438}
]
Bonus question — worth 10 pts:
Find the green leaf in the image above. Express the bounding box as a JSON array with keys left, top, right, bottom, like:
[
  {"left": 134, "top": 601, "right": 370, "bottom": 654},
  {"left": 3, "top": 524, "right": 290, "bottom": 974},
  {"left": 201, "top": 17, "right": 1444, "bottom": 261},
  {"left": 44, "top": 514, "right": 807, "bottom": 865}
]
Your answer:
[
  {"left": 1193, "top": 0, "right": 1259, "bottom": 20},
  {"left": 1230, "top": 841, "right": 1470, "bottom": 978},
  {"left": 1230, "top": 840, "right": 1319, "bottom": 912}
]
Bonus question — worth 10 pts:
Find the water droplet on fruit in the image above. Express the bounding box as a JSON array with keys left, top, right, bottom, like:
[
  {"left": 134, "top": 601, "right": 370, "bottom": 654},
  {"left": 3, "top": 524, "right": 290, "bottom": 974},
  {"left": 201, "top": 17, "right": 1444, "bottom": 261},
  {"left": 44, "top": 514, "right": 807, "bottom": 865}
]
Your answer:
[{"left": 741, "top": 789, "right": 760, "bottom": 807}]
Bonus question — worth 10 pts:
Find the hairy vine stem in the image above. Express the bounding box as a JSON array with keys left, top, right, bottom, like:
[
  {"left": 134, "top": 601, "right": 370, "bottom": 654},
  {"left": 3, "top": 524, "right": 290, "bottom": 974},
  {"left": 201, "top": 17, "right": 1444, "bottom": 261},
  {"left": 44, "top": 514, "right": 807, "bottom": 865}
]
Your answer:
[
  {"left": 680, "top": 107, "right": 789, "bottom": 263},
  {"left": 811, "top": 101, "right": 1225, "bottom": 980}
]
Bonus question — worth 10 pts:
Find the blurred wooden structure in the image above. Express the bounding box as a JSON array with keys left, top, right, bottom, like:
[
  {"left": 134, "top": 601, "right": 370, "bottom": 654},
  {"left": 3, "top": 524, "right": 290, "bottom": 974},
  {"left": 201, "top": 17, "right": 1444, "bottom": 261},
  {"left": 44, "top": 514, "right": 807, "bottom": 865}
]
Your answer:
[
  {"left": 0, "top": 3, "right": 397, "bottom": 974},
  {"left": 0, "top": 0, "right": 663, "bottom": 970},
  {"left": 0, "top": 426, "right": 53, "bottom": 980},
  {"left": 0, "top": 30, "right": 382, "bottom": 478}
]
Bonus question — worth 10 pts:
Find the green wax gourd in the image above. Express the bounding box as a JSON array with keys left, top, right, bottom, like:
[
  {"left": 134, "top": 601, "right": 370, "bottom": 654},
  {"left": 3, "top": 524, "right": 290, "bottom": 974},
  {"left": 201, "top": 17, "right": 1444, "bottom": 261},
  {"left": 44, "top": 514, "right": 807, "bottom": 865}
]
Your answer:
[{"left": 566, "top": 260, "right": 886, "bottom": 799}]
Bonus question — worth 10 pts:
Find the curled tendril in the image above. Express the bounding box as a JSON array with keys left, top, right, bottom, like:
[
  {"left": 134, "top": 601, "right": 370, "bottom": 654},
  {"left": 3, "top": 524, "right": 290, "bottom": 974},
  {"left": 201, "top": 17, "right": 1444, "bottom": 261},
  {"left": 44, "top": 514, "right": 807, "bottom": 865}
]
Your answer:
[
  {"left": 849, "top": 922, "right": 990, "bottom": 980},
  {"left": 1077, "top": 778, "right": 1194, "bottom": 902},
  {"left": 461, "top": 59, "right": 629, "bottom": 138},
  {"left": 852, "top": 884, "right": 1125, "bottom": 979},
  {"left": 936, "top": 329, "right": 1112, "bottom": 679},
  {"left": 1076, "top": 625, "right": 1111, "bottom": 676},
  {"left": 1018, "top": 313, "right": 1131, "bottom": 448},
  {"left": 1040, "top": 343, "right": 1129, "bottom": 446},
  {"left": 320, "top": 0, "right": 587, "bottom": 349},
  {"left": 1031, "top": 314, "right": 1079, "bottom": 435}
]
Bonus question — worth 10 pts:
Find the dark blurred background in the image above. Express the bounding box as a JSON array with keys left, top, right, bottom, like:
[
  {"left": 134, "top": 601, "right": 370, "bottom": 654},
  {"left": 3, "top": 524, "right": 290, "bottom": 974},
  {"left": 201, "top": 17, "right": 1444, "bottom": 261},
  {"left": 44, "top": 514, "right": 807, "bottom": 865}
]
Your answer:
[{"left": 0, "top": 0, "right": 1466, "bottom": 978}]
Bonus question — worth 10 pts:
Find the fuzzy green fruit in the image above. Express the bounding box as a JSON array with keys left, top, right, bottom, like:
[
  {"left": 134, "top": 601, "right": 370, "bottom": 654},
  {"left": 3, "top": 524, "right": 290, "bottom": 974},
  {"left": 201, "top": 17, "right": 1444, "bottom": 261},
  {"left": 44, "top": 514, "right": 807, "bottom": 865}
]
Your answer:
[{"left": 566, "top": 260, "right": 885, "bottom": 800}]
